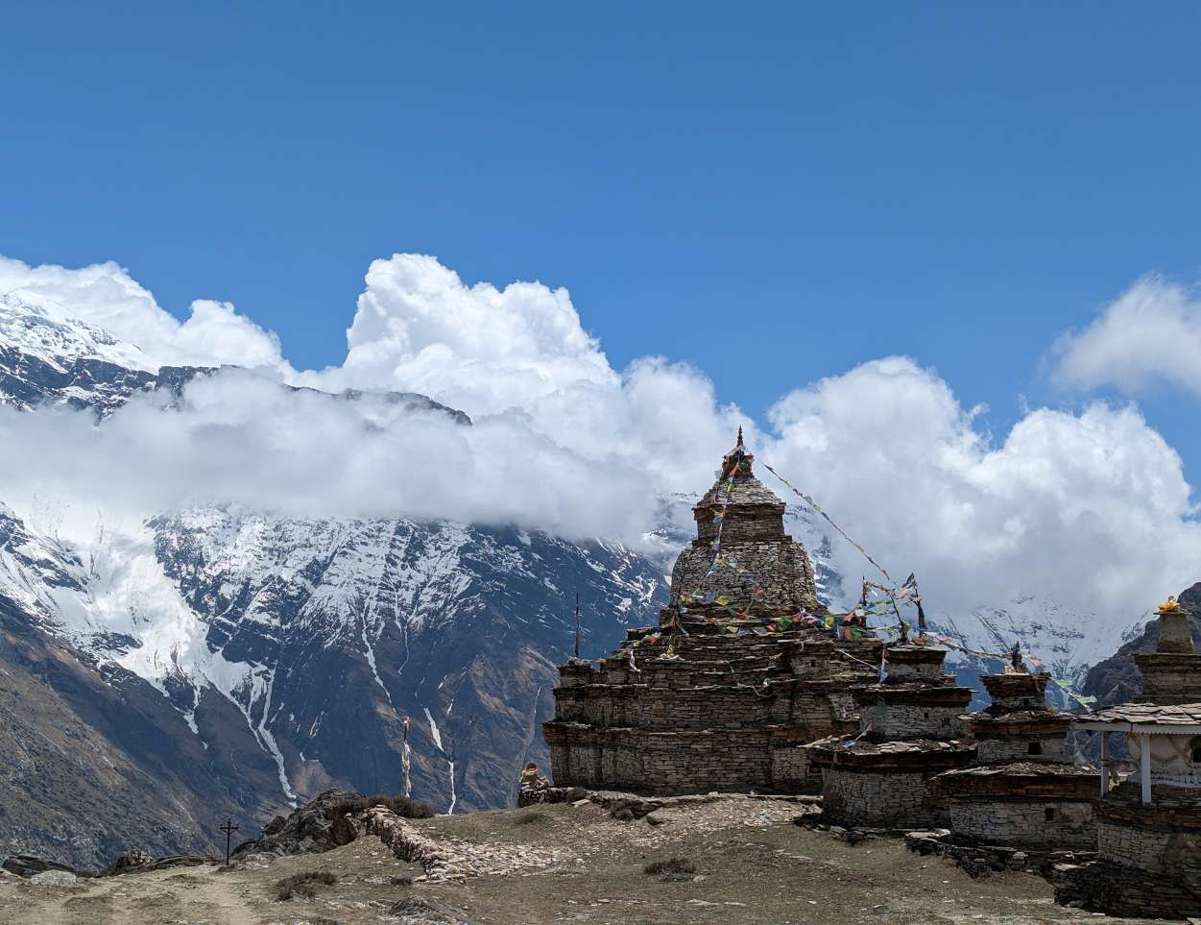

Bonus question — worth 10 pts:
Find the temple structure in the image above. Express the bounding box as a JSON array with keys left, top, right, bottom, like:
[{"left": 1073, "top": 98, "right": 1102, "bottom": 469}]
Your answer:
[
  {"left": 542, "top": 432, "right": 883, "bottom": 795},
  {"left": 932, "top": 663, "right": 1098, "bottom": 850},
  {"left": 806, "top": 644, "right": 975, "bottom": 828},
  {"left": 1057, "top": 598, "right": 1201, "bottom": 918}
]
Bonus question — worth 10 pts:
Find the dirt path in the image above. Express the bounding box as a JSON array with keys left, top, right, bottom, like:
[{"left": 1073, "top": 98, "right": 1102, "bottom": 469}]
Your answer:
[{"left": 0, "top": 865, "right": 266, "bottom": 925}]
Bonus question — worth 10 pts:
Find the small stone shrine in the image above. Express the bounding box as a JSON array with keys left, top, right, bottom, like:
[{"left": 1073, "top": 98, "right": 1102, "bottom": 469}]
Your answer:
[
  {"left": 932, "top": 658, "right": 1098, "bottom": 851},
  {"left": 1057, "top": 597, "right": 1201, "bottom": 918},
  {"left": 806, "top": 643, "right": 975, "bottom": 829},
  {"left": 1135, "top": 594, "right": 1201, "bottom": 705},
  {"left": 542, "top": 432, "right": 883, "bottom": 795}
]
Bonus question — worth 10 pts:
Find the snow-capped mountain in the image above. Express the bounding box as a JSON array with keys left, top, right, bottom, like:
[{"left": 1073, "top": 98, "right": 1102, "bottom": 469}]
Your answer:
[
  {"left": 0, "top": 296, "right": 666, "bottom": 866},
  {"left": 0, "top": 293, "right": 1150, "bottom": 867}
]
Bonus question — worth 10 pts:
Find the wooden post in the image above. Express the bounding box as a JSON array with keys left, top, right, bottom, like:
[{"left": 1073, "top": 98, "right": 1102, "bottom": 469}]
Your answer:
[
  {"left": 219, "top": 819, "right": 239, "bottom": 865},
  {"left": 1099, "top": 732, "right": 1109, "bottom": 797},
  {"left": 1140, "top": 734, "right": 1152, "bottom": 805}
]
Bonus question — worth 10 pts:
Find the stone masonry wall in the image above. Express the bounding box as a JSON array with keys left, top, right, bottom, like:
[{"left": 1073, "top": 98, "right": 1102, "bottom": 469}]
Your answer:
[
  {"left": 1097, "top": 818, "right": 1201, "bottom": 876},
  {"left": 975, "top": 736, "right": 1068, "bottom": 763},
  {"left": 821, "top": 768, "right": 945, "bottom": 828},
  {"left": 949, "top": 799, "right": 1094, "bottom": 848},
  {"left": 670, "top": 539, "right": 818, "bottom": 616},
  {"left": 548, "top": 728, "right": 811, "bottom": 794},
  {"left": 772, "top": 745, "right": 817, "bottom": 792},
  {"left": 859, "top": 701, "right": 964, "bottom": 741}
]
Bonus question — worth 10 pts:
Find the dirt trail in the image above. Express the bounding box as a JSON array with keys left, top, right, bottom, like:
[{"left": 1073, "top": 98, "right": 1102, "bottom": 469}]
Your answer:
[{"left": 0, "top": 865, "right": 265, "bottom": 925}]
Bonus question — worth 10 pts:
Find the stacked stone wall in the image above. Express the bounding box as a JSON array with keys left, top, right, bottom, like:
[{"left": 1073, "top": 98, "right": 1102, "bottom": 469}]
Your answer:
[
  {"left": 821, "top": 768, "right": 945, "bottom": 828},
  {"left": 1095, "top": 818, "right": 1201, "bottom": 876},
  {"left": 772, "top": 746, "right": 818, "bottom": 791},
  {"left": 859, "top": 701, "right": 964, "bottom": 740},
  {"left": 548, "top": 728, "right": 805, "bottom": 794},
  {"left": 670, "top": 540, "right": 817, "bottom": 616},
  {"left": 1055, "top": 859, "right": 1201, "bottom": 919},
  {"left": 949, "top": 800, "right": 1094, "bottom": 848},
  {"left": 975, "top": 737, "right": 1067, "bottom": 763},
  {"left": 556, "top": 684, "right": 781, "bottom": 730},
  {"left": 883, "top": 662, "right": 943, "bottom": 683}
]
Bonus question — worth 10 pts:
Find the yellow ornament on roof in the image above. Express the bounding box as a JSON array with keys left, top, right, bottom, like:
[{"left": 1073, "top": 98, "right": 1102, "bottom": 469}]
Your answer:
[{"left": 1157, "top": 596, "right": 1182, "bottom": 616}]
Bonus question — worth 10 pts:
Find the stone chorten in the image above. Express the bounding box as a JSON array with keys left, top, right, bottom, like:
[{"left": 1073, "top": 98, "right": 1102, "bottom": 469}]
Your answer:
[
  {"left": 933, "top": 664, "right": 1099, "bottom": 850},
  {"left": 662, "top": 428, "right": 820, "bottom": 629},
  {"left": 542, "top": 432, "right": 881, "bottom": 796},
  {"left": 1135, "top": 595, "right": 1201, "bottom": 705},
  {"left": 1059, "top": 597, "right": 1201, "bottom": 918},
  {"left": 806, "top": 644, "right": 975, "bottom": 828}
]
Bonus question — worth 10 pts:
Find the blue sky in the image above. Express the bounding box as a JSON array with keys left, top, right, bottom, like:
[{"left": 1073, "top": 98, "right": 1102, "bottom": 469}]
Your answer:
[{"left": 4, "top": 2, "right": 1201, "bottom": 471}]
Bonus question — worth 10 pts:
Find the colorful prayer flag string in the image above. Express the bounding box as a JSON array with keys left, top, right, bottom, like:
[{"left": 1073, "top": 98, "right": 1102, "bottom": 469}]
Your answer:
[{"left": 759, "top": 460, "right": 892, "bottom": 583}]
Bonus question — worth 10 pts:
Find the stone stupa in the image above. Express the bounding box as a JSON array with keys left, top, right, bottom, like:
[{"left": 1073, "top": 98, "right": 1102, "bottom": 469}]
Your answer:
[{"left": 542, "top": 432, "right": 883, "bottom": 795}]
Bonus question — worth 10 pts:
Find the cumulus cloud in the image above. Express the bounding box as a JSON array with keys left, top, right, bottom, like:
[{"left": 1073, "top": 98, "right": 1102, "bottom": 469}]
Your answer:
[
  {"left": 334, "top": 253, "right": 616, "bottom": 411},
  {"left": 305, "top": 253, "right": 752, "bottom": 493},
  {"left": 2, "top": 251, "right": 1200, "bottom": 633},
  {"left": 1054, "top": 275, "right": 1201, "bottom": 398},
  {"left": 767, "top": 358, "right": 1201, "bottom": 621},
  {"left": 0, "top": 256, "right": 289, "bottom": 373}
]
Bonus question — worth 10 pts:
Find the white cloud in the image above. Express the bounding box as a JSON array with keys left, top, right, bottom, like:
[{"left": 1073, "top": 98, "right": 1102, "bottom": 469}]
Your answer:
[
  {"left": 327, "top": 253, "right": 615, "bottom": 411},
  {"left": 0, "top": 371, "right": 661, "bottom": 543},
  {"left": 767, "top": 357, "right": 1201, "bottom": 622},
  {"left": 2, "top": 251, "right": 1200, "bottom": 635},
  {"left": 1054, "top": 274, "right": 1201, "bottom": 399},
  {"left": 0, "top": 256, "right": 289, "bottom": 373}
]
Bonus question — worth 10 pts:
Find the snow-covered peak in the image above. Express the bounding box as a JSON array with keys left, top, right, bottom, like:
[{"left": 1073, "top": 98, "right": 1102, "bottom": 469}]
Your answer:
[{"left": 0, "top": 293, "right": 160, "bottom": 373}]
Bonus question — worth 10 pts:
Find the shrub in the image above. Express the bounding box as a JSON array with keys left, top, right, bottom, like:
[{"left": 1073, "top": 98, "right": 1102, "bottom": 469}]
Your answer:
[
  {"left": 274, "top": 870, "right": 337, "bottom": 901},
  {"left": 643, "top": 857, "right": 696, "bottom": 882},
  {"left": 514, "top": 809, "right": 548, "bottom": 826}
]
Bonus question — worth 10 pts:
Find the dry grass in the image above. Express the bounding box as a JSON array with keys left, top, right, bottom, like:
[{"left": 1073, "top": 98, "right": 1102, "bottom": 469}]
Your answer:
[
  {"left": 643, "top": 856, "right": 696, "bottom": 881},
  {"left": 274, "top": 869, "right": 337, "bottom": 901}
]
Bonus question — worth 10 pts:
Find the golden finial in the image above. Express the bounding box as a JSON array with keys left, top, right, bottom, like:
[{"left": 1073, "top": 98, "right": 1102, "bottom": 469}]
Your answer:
[{"left": 1158, "top": 596, "right": 1182, "bottom": 616}]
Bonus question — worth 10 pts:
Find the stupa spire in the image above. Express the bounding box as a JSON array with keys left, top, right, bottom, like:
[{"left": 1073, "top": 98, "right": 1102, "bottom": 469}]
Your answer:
[{"left": 720, "top": 426, "right": 754, "bottom": 479}]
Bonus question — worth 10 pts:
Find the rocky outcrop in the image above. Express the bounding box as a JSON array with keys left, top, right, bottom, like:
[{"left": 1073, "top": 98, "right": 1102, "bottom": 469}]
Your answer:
[{"left": 232, "top": 788, "right": 366, "bottom": 857}]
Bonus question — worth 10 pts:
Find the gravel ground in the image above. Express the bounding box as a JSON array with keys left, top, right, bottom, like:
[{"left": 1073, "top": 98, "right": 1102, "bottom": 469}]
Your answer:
[{"left": 0, "top": 797, "right": 1155, "bottom": 924}]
